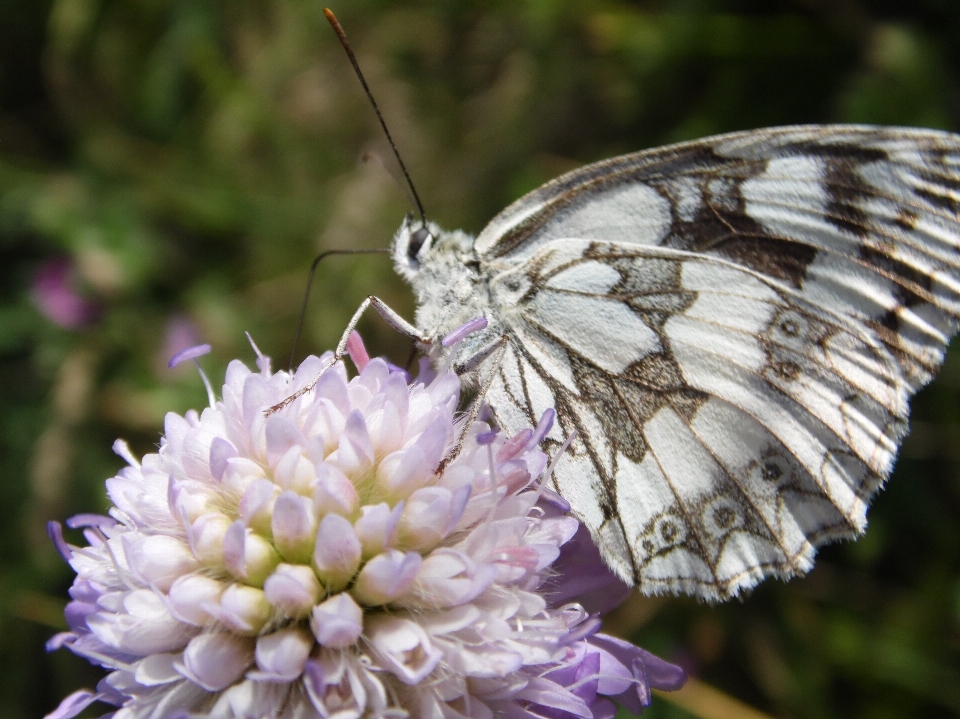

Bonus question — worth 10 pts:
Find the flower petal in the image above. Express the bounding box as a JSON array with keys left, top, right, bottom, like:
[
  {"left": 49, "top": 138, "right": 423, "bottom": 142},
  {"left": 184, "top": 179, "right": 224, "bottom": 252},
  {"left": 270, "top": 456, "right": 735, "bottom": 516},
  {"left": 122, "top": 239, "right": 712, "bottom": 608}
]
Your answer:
[
  {"left": 43, "top": 690, "right": 104, "bottom": 719},
  {"left": 134, "top": 652, "right": 183, "bottom": 686},
  {"left": 252, "top": 626, "right": 314, "bottom": 681},
  {"left": 179, "top": 632, "right": 255, "bottom": 691},
  {"left": 122, "top": 534, "right": 200, "bottom": 592},
  {"left": 209, "top": 437, "right": 238, "bottom": 481},
  {"left": 168, "top": 574, "right": 224, "bottom": 625},
  {"left": 413, "top": 549, "right": 497, "bottom": 608},
  {"left": 365, "top": 616, "right": 442, "bottom": 685}
]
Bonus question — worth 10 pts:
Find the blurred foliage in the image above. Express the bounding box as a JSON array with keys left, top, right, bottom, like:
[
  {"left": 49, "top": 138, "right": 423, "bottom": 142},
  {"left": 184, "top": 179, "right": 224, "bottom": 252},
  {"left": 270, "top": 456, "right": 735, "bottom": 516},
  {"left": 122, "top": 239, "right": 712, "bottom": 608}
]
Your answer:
[{"left": 1, "top": 1, "right": 960, "bottom": 718}]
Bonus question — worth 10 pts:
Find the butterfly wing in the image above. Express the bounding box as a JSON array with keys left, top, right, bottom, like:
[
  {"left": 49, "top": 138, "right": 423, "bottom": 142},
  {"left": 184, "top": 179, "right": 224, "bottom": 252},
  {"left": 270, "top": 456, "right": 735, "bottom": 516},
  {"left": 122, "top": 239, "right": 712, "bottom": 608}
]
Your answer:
[{"left": 475, "top": 125, "right": 960, "bottom": 599}]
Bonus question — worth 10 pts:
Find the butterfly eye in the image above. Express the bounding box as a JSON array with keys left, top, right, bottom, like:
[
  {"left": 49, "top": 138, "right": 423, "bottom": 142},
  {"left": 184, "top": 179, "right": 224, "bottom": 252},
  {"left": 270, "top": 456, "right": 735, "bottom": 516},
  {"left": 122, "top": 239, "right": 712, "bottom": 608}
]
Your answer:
[{"left": 407, "top": 227, "right": 431, "bottom": 261}]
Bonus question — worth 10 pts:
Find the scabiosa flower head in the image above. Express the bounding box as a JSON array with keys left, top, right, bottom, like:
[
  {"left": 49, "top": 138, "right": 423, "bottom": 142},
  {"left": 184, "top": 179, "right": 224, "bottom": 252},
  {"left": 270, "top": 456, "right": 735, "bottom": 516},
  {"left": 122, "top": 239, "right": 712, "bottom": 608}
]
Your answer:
[{"left": 47, "top": 334, "right": 685, "bottom": 719}]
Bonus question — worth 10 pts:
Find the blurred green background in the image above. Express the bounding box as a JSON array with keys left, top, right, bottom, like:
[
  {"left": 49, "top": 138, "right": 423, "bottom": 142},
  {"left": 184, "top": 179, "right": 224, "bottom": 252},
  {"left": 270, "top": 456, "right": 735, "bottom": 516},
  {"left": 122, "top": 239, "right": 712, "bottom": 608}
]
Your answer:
[{"left": 2, "top": 1, "right": 960, "bottom": 718}]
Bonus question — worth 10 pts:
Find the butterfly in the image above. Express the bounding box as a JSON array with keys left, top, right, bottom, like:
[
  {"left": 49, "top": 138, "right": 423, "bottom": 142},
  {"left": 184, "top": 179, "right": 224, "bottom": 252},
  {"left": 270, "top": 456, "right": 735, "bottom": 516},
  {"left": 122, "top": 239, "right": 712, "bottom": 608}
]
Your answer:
[{"left": 384, "top": 124, "right": 960, "bottom": 601}]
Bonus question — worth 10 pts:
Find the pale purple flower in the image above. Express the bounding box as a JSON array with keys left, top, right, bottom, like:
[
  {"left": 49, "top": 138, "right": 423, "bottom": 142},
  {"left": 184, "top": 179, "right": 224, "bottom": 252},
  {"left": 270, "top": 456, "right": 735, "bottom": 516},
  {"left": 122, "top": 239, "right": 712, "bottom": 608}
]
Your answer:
[
  {"left": 31, "top": 258, "right": 98, "bottom": 329},
  {"left": 46, "top": 335, "right": 684, "bottom": 719}
]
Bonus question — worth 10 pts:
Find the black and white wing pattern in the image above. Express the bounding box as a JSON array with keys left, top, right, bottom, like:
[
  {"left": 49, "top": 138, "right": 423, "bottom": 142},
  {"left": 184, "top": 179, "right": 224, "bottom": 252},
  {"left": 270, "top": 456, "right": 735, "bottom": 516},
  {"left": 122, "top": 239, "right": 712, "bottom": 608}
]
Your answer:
[{"left": 471, "top": 125, "right": 960, "bottom": 600}]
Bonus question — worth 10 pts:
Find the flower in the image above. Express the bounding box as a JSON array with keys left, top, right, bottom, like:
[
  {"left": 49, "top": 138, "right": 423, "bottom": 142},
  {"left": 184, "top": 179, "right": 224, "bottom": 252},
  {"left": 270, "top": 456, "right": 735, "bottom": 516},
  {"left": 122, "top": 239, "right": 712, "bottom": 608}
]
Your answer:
[
  {"left": 31, "top": 257, "right": 98, "bottom": 329},
  {"left": 46, "top": 333, "right": 685, "bottom": 719}
]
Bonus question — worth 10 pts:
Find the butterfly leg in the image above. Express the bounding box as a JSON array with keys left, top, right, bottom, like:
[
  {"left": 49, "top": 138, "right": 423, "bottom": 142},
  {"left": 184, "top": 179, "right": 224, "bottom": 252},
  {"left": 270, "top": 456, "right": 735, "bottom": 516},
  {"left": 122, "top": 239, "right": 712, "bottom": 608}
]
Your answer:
[
  {"left": 335, "top": 295, "right": 431, "bottom": 356},
  {"left": 453, "top": 335, "right": 508, "bottom": 375},
  {"left": 268, "top": 295, "right": 428, "bottom": 415},
  {"left": 439, "top": 336, "right": 509, "bottom": 471}
]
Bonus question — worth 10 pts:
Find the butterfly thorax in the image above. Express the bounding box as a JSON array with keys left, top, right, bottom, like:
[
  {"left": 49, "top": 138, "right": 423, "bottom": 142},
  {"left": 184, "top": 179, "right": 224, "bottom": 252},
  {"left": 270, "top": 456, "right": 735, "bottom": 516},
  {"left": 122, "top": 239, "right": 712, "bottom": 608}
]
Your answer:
[{"left": 392, "top": 217, "right": 502, "bottom": 367}]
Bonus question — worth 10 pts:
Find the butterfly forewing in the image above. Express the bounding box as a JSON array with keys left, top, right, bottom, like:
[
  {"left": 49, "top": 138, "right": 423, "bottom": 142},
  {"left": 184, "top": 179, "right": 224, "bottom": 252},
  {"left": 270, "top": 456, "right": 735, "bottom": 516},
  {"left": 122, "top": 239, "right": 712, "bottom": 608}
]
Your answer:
[{"left": 462, "top": 125, "right": 960, "bottom": 600}]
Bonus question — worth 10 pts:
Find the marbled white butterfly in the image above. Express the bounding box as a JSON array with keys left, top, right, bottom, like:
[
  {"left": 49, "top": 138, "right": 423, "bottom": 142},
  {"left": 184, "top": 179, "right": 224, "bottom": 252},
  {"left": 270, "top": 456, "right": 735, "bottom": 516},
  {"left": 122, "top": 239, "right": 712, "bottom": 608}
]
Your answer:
[{"left": 386, "top": 125, "right": 960, "bottom": 601}]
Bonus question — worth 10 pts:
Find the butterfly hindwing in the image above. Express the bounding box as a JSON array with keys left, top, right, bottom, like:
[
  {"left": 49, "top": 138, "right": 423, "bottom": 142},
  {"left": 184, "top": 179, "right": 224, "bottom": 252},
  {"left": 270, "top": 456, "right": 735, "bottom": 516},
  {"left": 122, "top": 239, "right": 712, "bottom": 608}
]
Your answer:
[{"left": 480, "top": 238, "right": 918, "bottom": 598}]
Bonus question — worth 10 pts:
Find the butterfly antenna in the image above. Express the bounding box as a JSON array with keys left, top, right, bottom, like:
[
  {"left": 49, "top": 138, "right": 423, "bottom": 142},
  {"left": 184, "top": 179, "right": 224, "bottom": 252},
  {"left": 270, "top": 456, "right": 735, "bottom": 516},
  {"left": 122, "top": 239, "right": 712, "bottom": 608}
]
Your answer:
[
  {"left": 362, "top": 151, "right": 419, "bottom": 215},
  {"left": 324, "top": 8, "right": 429, "bottom": 230},
  {"left": 288, "top": 247, "right": 390, "bottom": 372}
]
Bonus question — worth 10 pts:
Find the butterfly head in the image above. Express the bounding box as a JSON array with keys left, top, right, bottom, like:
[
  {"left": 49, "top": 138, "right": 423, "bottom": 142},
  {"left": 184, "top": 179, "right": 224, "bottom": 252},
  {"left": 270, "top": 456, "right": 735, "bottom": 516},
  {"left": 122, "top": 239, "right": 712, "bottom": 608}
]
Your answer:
[
  {"left": 392, "top": 214, "right": 439, "bottom": 277},
  {"left": 391, "top": 214, "right": 473, "bottom": 283}
]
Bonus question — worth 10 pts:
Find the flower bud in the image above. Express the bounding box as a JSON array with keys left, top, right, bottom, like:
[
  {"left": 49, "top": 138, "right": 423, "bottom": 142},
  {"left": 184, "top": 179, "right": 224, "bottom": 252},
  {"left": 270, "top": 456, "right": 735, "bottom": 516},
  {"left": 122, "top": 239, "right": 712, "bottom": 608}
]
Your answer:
[
  {"left": 398, "top": 487, "right": 469, "bottom": 552},
  {"left": 264, "top": 564, "right": 324, "bottom": 619},
  {"left": 312, "top": 514, "right": 361, "bottom": 592},
  {"left": 238, "top": 478, "right": 278, "bottom": 537},
  {"left": 352, "top": 550, "right": 422, "bottom": 606},
  {"left": 190, "top": 513, "right": 232, "bottom": 565},
  {"left": 307, "top": 399, "right": 345, "bottom": 457},
  {"left": 64, "top": 600, "right": 96, "bottom": 634},
  {"left": 376, "top": 447, "right": 430, "bottom": 499},
  {"left": 222, "top": 520, "right": 280, "bottom": 587},
  {"left": 365, "top": 400, "right": 403, "bottom": 457},
  {"left": 273, "top": 446, "right": 315, "bottom": 494},
  {"left": 265, "top": 415, "right": 307, "bottom": 467},
  {"left": 252, "top": 626, "right": 314, "bottom": 681},
  {"left": 380, "top": 371, "right": 409, "bottom": 419},
  {"left": 337, "top": 410, "right": 374, "bottom": 477},
  {"left": 220, "top": 457, "right": 267, "bottom": 496},
  {"left": 313, "top": 463, "right": 359, "bottom": 518},
  {"left": 315, "top": 369, "right": 349, "bottom": 413},
  {"left": 310, "top": 592, "right": 363, "bottom": 648},
  {"left": 169, "top": 478, "right": 218, "bottom": 522},
  {"left": 180, "top": 632, "right": 254, "bottom": 691},
  {"left": 208, "top": 584, "right": 271, "bottom": 634},
  {"left": 272, "top": 491, "right": 317, "bottom": 564},
  {"left": 413, "top": 416, "right": 448, "bottom": 473},
  {"left": 354, "top": 502, "right": 402, "bottom": 558}
]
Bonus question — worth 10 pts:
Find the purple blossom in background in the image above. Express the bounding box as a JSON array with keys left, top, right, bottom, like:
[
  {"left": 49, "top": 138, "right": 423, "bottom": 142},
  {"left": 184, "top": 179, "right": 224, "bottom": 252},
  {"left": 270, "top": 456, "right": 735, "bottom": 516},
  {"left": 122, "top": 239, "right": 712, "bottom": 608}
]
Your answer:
[
  {"left": 31, "top": 258, "right": 98, "bottom": 329},
  {"left": 46, "top": 335, "right": 685, "bottom": 719}
]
